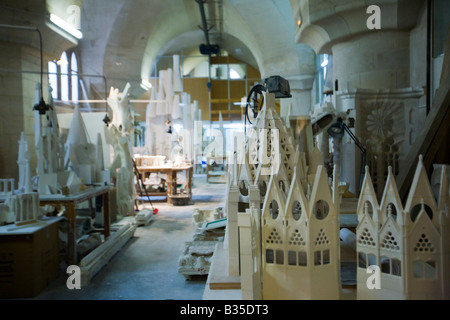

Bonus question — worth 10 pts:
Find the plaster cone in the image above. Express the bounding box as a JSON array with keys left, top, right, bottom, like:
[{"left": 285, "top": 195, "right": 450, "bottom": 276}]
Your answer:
[
  {"left": 156, "top": 71, "right": 167, "bottom": 116},
  {"left": 96, "top": 132, "right": 104, "bottom": 171},
  {"left": 181, "top": 93, "right": 190, "bottom": 130},
  {"left": 18, "top": 132, "right": 33, "bottom": 193},
  {"left": 47, "top": 86, "right": 61, "bottom": 171},
  {"left": 173, "top": 55, "right": 183, "bottom": 92},
  {"left": 191, "top": 100, "right": 198, "bottom": 122},
  {"left": 192, "top": 100, "right": 198, "bottom": 121},
  {"left": 65, "top": 105, "right": 90, "bottom": 167},
  {"left": 165, "top": 68, "right": 174, "bottom": 114},
  {"left": 145, "top": 88, "right": 157, "bottom": 152},
  {"left": 172, "top": 94, "right": 181, "bottom": 119},
  {"left": 33, "top": 83, "right": 41, "bottom": 147},
  {"left": 146, "top": 87, "right": 157, "bottom": 118},
  {"left": 219, "top": 111, "right": 225, "bottom": 156}
]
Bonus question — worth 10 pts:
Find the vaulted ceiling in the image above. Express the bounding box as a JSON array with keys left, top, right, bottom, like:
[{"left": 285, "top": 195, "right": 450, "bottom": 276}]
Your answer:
[
  {"left": 0, "top": 0, "right": 316, "bottom": 100},
  {"left": 78, "top": 0, "right": 315, "bottom": 98}
]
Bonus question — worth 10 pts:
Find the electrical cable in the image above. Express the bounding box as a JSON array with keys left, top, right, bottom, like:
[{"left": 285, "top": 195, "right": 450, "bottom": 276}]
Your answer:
[{"left": 244, "top": 84, "right": 265, "bottom": 133}]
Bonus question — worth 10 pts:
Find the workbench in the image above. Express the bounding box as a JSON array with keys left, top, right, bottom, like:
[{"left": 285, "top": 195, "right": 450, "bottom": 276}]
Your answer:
[
  {"left": 0, "top": 216, "right": 62, "bottom": 298},
  {"left": 135, "top": 165, "right": 193, "bottom": 203},
  {"left": 39, "top": 186, "right": 111, "bottom": 265}
]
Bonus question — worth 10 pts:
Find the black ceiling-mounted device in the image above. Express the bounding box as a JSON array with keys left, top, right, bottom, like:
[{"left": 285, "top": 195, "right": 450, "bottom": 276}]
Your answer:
[
  {"left": 244, "top": 75, "right": 292, "bottom": 132},
  {"left": 264, "top": 75, "right": 292, "bottom": 99},
  {"left": 196, "top": 0, "right": 219, "bottom": 56}
]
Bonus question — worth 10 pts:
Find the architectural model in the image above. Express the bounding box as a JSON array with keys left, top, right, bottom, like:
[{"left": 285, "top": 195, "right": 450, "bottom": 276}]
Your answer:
[
  {"left": 356, "top": 156, "right": 449, "bottom": 300},
  {"left": 105, "top": 83, "right": 135, "bottom": 216},
  {"left": 227, "top": 91, "right": 341, "bottom": 299}
]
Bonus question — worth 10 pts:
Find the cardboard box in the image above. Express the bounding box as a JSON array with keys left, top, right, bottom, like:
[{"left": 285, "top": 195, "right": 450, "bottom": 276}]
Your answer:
[{"left": 0, "top": 218, "right": 61, "bottom": 298}]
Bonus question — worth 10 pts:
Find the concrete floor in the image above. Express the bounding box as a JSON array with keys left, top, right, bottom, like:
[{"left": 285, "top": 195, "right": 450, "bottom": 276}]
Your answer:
[{"left": 31, "top": 174, "right": 226, "bottom": 300}]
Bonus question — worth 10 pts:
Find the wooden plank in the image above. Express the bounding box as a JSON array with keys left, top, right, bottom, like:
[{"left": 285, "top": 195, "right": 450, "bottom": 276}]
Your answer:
[{"left": 80, "top": 222, "right": 136, "bottom": 286}]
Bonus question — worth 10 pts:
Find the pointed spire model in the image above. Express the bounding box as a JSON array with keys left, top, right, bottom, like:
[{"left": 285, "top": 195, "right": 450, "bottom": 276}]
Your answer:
[
  {"left": 33, "top": 83, "right": 42, "bottom": 148},
  {"left": 17, "top": 132, "right": 32, "bottom": 193},
  {"left": 173, "top": 55, "right": 183, "bottom": 93},
  {"left": 156, "top": 70, "right": 167, "bottom": 116}
]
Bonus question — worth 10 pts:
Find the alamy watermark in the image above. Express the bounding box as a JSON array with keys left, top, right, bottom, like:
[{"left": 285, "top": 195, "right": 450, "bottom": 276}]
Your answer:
[
  {"left": 367, "top": 5, "right": 381, "bottom": 30},
  {"left": 366, "top": 265, "right": 381, "bottom": 290},
  {"left": 66, "top": 265, "right": 81, "bottom": 290},
  {"left": 194, "top": 121, "right": 280, "bottom": 176}
]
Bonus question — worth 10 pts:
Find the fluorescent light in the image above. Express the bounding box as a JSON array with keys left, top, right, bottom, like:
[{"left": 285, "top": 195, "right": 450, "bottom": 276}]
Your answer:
[
  {"left": 50, "top": 14, "right": 83, "bottom": 39},
  {"left": 141, "top": 79, "right": 152, "bottom": 89},
  {"left": 140, "top": 79, "right": 152, "bottom": 91},
  {"left": 321, "top": 59, "right": 329, "bottom": 68}
]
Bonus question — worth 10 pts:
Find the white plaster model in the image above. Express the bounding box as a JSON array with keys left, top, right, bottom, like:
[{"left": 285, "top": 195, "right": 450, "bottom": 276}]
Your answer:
[
  {"left": 231, "top": 92, "right": 341, "bottom": 299},
  {"left": 15, "top": 192, "right": 40, "bottom": 225},
  {"left": 0, "top": 180, "right": 16, "bottom": 224},
  {"left": 95, "top": 132, "right": 110, "bottom": 185},
  {"left": 65, "top": 104, "right": 96, "bottom": 184},
  {"left": 17, "top": 132, "right": 32, "bottom": 193},
  {"left": 156, "top": 70, "right": 167, "bottom": 116},
  {"left": 165, "top": 68, "right": 174, "bottom": 115},
  {"left": 259, "top": 164, "right": 341, "bottom": 300},
  {"left": 192, "top": 208, "right": 223, "bottom": 228},
  {"left": 356, "top": 156, "right": 450, "bottom": 300},
  {"left": 238, "top": 205, "right": 262, "bottom": 300},
  {"left": 173, "top": 54, "right": 183, "bottom": 93},
  {"left": 0, "top": 179, "right": 14, "bottom": 196},
  {"left": 33, "top": 84, "right": 78, "bottom": 195},
  {"left": 0, "top": 190, "right": 41, "bottom": 226},
  {"left": 141, "top": 57, "right": 194, "bottom": 161},
  {"left": 144, "top": 86, "right": 157, "bottom": 155},
  {"left": 105, "top": 83, "right": 135, "bottom": 216}
]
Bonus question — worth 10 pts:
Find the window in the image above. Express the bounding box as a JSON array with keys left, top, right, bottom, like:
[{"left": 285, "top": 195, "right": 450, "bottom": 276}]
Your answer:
[
  {"left": 381, "top": 256, "right": 402, "bottom": 277},
  {"left": 292, "top": 200, "right": 302, "bottom": 220},
  {"left": 314, "top": 251, "right": 321, "bottom": 266},
  {"left": 413, "top": 260, "right": 436, "bottom": 279},
  {"left": 288, "top": 251, "right": 296, "bottom": 265},
  {"left": 275, "top": 250, "right": 284, "bottom": 265},
  {"left": 48, "top": 61, "right": 58, "bottom": 99},
  {"left": 298, "top": 251, "right": 307, "bottom": 266},
  {"left": 48, "top": 50, "right": 80, "bottom": 103},
  {"left": 71, "top": 52, "right": 79, "bottom": 103},
  {"left": 60, "top": 51, "right": 69, "bottom": 102},
  {"left": 266, "top": 249, "right": 274, "bottom": 264},
  {"left": 358, "top": 252, "right": 376, "bottom": 269},
  {"left": 314, "top": 249, "right": 330, "bottom": 266},
  {"left": 314, "top": 54, "right": 329, "bottom": 105},
  {"left": 359, "top": 252, "right": 367, "bottom": 269},
  {"left": 313, "top": 200, "right": 329, "bottom": 220},
  {"left": 323, "top": 249, "right": 330, "bottom": 265},
  {"left": 269, "top": 200, "right": 279, "bottom": 220}
]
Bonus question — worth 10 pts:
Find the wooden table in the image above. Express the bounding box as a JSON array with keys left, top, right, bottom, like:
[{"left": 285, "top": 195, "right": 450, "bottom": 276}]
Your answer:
[
  {"left": 39, "top": 186, "right": 110, "bottom": 265},
  {"left": 135, "top": 165, "right": 193, "bottom": 203},
  {"left": 206, "top": 156, "right": 228, "bottom": 183}
]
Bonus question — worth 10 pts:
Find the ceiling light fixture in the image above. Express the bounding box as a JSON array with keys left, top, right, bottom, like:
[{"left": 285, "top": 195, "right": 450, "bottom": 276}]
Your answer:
[
  {"left": 140, "top": 79, "right": 152, "bottom": 91},
  {"left": 50, "top": 13, "right": 83, "bottom": 39}
]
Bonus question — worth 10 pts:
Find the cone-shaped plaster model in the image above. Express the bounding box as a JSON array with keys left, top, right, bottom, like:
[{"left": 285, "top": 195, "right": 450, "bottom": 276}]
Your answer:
[
  {"left": 17, "top": 132, "right": 32, "bottom": 193},
  {"left": 156, "top": 70, "right": 167, "bottom": 116},
  {"left": 173, "top": 55, "right": 183, "bottom": 92}
]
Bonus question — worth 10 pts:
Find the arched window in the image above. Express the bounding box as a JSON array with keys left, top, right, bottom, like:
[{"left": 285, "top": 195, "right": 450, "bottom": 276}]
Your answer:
[
  {"left": 60, "top": 51, "right": 69, "bottom": 102},
  {"left": 48, "top": 61, "right": 58, "bottom": 99},
  {"left": 71, "top": 52, "right": 79, "bottom": 103}
]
